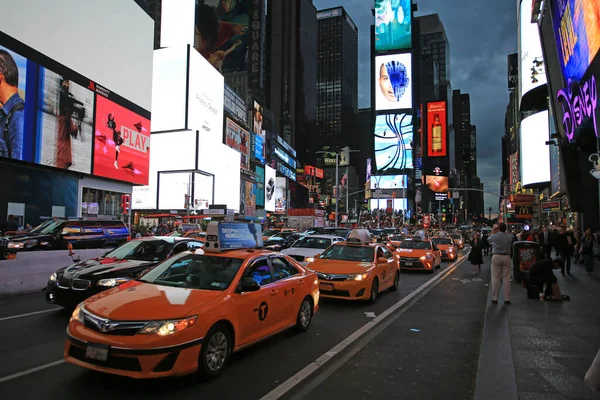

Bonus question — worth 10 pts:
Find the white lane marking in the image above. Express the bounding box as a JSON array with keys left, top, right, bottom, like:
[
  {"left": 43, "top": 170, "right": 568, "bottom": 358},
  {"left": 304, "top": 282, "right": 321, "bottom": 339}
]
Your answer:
[
  {"left": 259, "top": 254, "right": 469, "bottom": 400},
  {"left": 0, "top": 360, "right": 64, "bottom": 384},
  {"left": 0, "top": 308, "right": 61, "bottom": 322},
  {"left": 364, "top": 312, "right": 376, "bottom": 318}
]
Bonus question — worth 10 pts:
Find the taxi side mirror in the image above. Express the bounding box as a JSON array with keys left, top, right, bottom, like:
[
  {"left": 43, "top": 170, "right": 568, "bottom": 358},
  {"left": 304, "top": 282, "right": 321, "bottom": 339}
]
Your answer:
[
  {"left": 314, "top": 253, "right": 321, "bottom": 259},
  {"left": 239, "top": 278, "right": 260, "bottom": 293},
  {"left": 378, "top": 257, "right": 388, "bottom": 264}
]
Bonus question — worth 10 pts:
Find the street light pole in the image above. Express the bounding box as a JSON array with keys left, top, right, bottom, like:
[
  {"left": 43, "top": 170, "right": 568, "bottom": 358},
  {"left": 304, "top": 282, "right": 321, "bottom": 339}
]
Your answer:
[{"left": 335, "top": 152, "right": 339, "bottom": 228}]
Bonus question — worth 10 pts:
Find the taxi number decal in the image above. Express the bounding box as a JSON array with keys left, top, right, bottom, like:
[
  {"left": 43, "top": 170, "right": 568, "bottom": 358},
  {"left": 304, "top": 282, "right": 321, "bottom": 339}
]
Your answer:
[
  {"left": 284, "top": 288, "right": 295, "bottom": 296},
  {"left": 254, "top": 301, "right": 268, "bottom": 321}
]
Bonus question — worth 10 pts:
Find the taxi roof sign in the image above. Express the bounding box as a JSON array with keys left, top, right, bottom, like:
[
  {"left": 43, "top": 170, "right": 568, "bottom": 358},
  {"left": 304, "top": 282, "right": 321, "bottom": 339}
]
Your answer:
[
  {"left": 346, "top": 229, "right": 372, "bottom": 244},
  {"left": 204, "top": 222, "right": 263, "bottom": 253}
]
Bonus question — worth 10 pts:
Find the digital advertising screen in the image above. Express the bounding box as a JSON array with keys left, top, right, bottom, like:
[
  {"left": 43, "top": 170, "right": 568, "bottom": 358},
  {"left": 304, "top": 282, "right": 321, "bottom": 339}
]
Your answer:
[
  {"left": 375, "top": 53, "right": 412, "bottom": 111},
  {"left": 275, "top": 177, "right": 287, "bottom": 212},
  {"left": 519, "top": 2, "right": 546, "bottom": 97},
  {"left": 93, "top": 95, "right": 151, "bottom": 185},
  {"left": 370, "top": 198, "right": 408, "bottom": 211},
  {"left": 374, "top": 0, "right": 412, "bottom": 52},
  {"left": 519, "top": 110, "right": 551, "bottom": 186},
  {"left": 374, "top": 113, "right": 413, "bottom": 172},
  {"left": 426, "top": 101, "right": 447, "bottom": 157},
  {"left": 551, "top": 0, "right": 600, "bottom": 81},
  {"left": 225, "top": 118, "right": 250, "bottom": 170},
  {"left": 255, "top": 166, "right": 265, "bottom": 207},
  {"left": 253, "top": 101, "right": 264, "bottom": 137},
  {"left": 424, "top": 175, "right": 449, "bottom": 193},
  {"left": 253, "top": 132, "right": 265, "bottom": 164},
  {"left": 370, "top": 175, "right": 408, "bottom": 189},
  {"left": 264, "top": 165, "right": 276, "bottom": 212},
  {"left": 240, "top": 180, "right": 256, "bottom": 219}
]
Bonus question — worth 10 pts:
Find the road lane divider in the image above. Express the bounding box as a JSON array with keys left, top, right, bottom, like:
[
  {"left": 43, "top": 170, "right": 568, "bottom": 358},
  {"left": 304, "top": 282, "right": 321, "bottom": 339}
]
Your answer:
[
  {"left": 0, "top": 308, "right": 61, "bottom": 322},
  {"left": 260, "top": 252, "right": 470, "bottom": 400},
  {"left": 0, "top": 360, "right": 64, "bottom": 384}
]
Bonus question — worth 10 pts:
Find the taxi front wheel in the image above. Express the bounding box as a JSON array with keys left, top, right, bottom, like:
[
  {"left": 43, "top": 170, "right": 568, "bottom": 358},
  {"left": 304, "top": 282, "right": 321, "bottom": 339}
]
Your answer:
[
  {"left": 198, "top": 323, "right": 232, "bottom": 379},
  {"left": 294, "top": 297, "right": 314, "bottom": 332},
  {"left": 390, "top": 271, "right": 400, "bottom": 292},
  {"left": 369, "top": 278, "right": 379, "bottom": 304}
]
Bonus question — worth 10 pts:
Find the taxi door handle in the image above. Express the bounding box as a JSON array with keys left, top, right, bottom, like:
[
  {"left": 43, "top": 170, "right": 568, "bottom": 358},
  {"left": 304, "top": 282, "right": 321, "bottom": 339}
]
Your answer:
[{"left": 270, "top": 289, "right": 278, "bottom": 296}]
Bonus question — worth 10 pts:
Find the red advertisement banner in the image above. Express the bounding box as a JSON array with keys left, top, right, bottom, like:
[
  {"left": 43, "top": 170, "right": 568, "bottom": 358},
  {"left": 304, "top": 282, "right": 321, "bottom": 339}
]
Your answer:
[{"left": 427, "top": 101, "right": 447, "bottom": 157}]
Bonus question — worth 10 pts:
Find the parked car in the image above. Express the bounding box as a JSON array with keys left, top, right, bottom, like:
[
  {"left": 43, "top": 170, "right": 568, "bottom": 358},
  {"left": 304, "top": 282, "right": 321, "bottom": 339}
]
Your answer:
[
  {"left": 281, "top": 235, "right": 346, "bottom": 265},
  {"left": 46, "top": 237, "right": 205, "bottom": 308},
  {"left": 5, "top": 218, "right": 130, "bottom": 251}
]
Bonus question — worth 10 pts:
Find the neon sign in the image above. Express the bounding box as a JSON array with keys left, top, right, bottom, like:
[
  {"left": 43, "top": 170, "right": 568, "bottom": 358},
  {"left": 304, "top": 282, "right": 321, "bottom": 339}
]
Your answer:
[{"left": 556, "top": 75, "right": 598, "bottom": 141}]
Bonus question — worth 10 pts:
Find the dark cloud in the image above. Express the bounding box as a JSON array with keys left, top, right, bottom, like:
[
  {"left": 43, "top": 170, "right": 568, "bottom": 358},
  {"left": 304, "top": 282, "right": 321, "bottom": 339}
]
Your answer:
[{"left": 313, "top": 0, "right": 517, "bottom": 211}]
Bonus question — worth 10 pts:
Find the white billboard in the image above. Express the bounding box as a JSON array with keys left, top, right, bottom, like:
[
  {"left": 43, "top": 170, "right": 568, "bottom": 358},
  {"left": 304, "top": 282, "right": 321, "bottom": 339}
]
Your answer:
[
  {"left": 158, "top": 172, "right": 191, "bottom": 210},
  {"left": 188, "top": 48, "right": 224, "bottom": 143},
  {"left": 151, "top": 47, "right": 188, "bottom": 133},
  {"left": 375, "top": 53, "right": 413, "bottom": 111},
  {"left": 370, "top": 199, "right": 408, "bottom": 211},
  {"left": 370, "top": 175, "right": 408, "bottom": 189},
  {"left": 160, "top": 0, "right": 195, "bottom": 49},
  {"left": 519, "top": 1, "right": 546, "bottom": 99},
  {"left": 275, "top": 177, "right": 287, "bottom": 213},
  {"left": 520, "top": 111, "right": 550, "bottom": 186},
  {"left": 265, "top": 165, "right": 276, "bottom": 212},
  {"left": 3, "top": 0, "right": 153, "bottom": 110}
]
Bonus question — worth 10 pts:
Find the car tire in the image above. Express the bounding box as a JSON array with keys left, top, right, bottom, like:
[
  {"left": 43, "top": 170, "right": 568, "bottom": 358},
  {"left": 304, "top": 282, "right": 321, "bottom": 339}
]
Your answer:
[
  {"left": 369, "top": 278, "right": 379, "bottom": 304},
  {"left": 294, "top": 297, "right": 313, "bottom": 333},
  {"left": 197, "top": 323, "right": 232, "bottom": 379},
  {"left": 390, "top": 271, "right": 400, "bottom": 292}
]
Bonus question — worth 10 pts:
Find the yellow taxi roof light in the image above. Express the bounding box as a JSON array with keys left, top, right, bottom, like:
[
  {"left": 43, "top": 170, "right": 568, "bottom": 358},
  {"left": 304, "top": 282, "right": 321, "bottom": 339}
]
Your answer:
[{"left": 204, "top": 222, "right": 264, "bottom": 253}]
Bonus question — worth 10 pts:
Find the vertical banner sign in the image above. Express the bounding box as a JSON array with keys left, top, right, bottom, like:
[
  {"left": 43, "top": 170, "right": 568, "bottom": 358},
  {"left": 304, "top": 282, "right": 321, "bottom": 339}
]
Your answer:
[
  {"left": 249, "top": 0, "right": 264, "bottom": 92},
  {"left": 507, "top": 53, "right": 518, "bottom": 89},
  {"left": 427, "top": 101, "right": 447, "bottom": 157}
]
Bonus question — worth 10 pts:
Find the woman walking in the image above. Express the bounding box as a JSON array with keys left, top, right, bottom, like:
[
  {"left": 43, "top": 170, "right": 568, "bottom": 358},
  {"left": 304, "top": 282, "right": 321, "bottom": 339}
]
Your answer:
[
  {"left": 469, "top": 233, "right": 484, "bottom": 274},
  {"left": 581, "top": 228, "right": 597, "bottom": 274}
]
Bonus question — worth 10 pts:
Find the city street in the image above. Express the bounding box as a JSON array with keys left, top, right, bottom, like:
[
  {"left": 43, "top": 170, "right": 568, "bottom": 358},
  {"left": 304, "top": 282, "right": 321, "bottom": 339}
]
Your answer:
[{"left": 0, "top": 251, "right": 467, "bottom": 399}]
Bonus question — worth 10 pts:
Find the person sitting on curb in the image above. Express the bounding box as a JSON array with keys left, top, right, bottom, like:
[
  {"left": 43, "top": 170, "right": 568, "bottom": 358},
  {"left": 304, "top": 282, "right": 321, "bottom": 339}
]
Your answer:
[{"left": 526, "top": 257, "right": 566, "bottom": 301}]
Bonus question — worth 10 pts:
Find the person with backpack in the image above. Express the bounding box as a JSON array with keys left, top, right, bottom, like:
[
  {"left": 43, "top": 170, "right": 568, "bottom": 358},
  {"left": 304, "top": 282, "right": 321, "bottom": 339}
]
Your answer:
[{"left": 0, "top": 50, "right": 25, "bottom": 160}]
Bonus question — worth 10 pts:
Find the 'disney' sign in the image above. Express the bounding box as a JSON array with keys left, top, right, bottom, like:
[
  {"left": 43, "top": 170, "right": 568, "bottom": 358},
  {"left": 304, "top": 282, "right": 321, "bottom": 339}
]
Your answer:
[{"left": 556, "top": 75, "right": 598, "bottom": 142}]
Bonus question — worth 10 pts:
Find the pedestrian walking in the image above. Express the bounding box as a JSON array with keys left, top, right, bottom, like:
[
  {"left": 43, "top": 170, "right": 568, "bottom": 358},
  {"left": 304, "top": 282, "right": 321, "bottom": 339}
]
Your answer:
[
  {"left": 554, "top": 227, "right": 573, "bottom": 275},
  {"left": 482, "top": 232, "right": 489, "bottom": 256},
  {"left": 581, "top": 228, "right": 598, "bottom": 274},
  {"left": 540, "top": 226, "right": 554, "bottom": 259},
  {"left": 469, "top": 233, "right": 484, "bottom": 274},
  {"left": 487, "top": 223, "right": 514, "bottom": 305}
]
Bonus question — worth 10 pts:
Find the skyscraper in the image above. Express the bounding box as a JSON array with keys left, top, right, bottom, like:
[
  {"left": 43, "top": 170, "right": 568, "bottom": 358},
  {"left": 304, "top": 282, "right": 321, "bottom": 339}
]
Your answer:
[
  {"left": 470, "top": 124, "right": 477, "bottom": 177},
  {"left": 416, "top": 14, "right": 450, "bottom": 98},
  {"left": 315, "top": 7, "right": 358, "bottom": 155}
]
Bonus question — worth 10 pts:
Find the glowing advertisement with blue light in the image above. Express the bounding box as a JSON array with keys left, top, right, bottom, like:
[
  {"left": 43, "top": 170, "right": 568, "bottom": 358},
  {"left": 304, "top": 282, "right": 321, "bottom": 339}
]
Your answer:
[
  {"left": 217, "top": 222, "right": 263, "bottom": 250},
  {"left": 374, "top": 113, "right": 413, "bottom": 172},
  {"left": 375, "top": 53, "right": 412, "bottom": 111},
  {"left": 374, "top": 0, "right": 412, "bottom": 52}
]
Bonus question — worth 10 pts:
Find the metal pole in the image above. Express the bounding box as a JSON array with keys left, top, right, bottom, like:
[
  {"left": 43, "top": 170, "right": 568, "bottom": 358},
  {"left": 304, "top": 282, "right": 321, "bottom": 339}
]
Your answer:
[
  {"left": 335, "top": 152, "right": 339, "bottom": 227},
  {"left": 438, "top": 200, "right": 442, "bottom": 228},
  {"left": 346, "top": 165, "right": 349, "bottom": 217}
]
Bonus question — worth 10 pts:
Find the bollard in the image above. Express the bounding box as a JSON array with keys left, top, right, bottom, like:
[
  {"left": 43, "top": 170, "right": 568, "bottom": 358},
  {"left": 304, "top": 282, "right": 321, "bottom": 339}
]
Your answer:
[{"left": 585, "top": 348, "right": 600, "bottom": 391}]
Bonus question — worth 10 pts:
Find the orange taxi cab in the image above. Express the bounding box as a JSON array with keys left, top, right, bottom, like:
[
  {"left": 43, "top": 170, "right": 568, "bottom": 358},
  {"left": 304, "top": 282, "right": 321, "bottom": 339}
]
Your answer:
[
  {"left": 386, "top": 234, "right": 406, "bottom": 252},
  {"left": 395, "top": 238, "right": 442, "bottom": 273},
  {"left": 432, "top": 237, "right": 458, "bottom": 261},
  {"left": 451, "top": 234, "right": 464, "bottom": 249},
  {"left": 308, "top": 229, "right": 400, "bottom": 303},
  {"left": 64, "top": 222, "right": 318, "bottom": 379}
]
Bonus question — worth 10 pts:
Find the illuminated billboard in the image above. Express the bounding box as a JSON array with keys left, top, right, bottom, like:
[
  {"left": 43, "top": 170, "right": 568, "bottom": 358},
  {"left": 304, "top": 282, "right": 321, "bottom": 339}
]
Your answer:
[
  {"left": 370, "top": 175, "right": 408, "bottom": 189},
  {"left": 519, "top": 110, "right": 550, "bottom": 186},
  {"left": 225, "top": 118, "right": 250, "bottom": 170},
  {"left": 374, "top": 113, "right": 413, "bottom": 171},
  {"left": 265, "top": 165, "right": 276, "bottom": 212},
  {"left": 426, "top": 101, "right": 447, "bottom": 157},
  {"left": 370, "top": 198, "right": 408, "bottom": 211},
  {"left": 552, "top": 0, "right": 600, "bottom": 81},
  {"left": 424, "top": 175, "right": 449, "bottom": 193},
  {"left": 275, "top": 177, "right": 287, "bottom": 212},
  {"left": 374, "top": 0, "right": 412, "bottom": 52},
  {"left": 519, "top": 2, "right": 546, "bottom": 98},
  {"left": 375, "top": 53, "right": 412, "bottom": 111}
]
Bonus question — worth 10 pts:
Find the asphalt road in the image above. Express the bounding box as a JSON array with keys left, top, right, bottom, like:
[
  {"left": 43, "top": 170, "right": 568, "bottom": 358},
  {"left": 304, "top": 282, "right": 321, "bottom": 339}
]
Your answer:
[{"left": 0, "top": 250, "right": 467, "bottom": 399}]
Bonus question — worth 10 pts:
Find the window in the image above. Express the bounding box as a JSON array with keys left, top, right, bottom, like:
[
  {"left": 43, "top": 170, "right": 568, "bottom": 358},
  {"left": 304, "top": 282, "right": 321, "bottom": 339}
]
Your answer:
[
  {"left": 381, "top": 247, "right": 393, "bottom": 259},
  {"left": 83, "top": 222, "right": 102, "bottom": 234},
  {"left": 187, "top": 241, "right": 204, "bottom": 250},
  {"left": 246, "top": 259, "right": 272, "bottom": 286},
  {"left": 271, "top": 258, "right": 299, "bottom": 281},
  {"left": 62, "top": 222, "right": 82, "bottom": 235}
]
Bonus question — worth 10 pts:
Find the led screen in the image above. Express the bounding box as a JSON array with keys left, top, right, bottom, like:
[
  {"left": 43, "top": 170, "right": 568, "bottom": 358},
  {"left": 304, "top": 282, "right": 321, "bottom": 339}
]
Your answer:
[
  {"left": 150, "top": 47, "right": 187, "bottom": 132},
  {"left": 370, "top": 175, "right": 408, "bottom": 189},
  {"left": 275, "top": 177, "right": 287, "bottom": 212},
  {"left": 374, "top": 113, "right": 413, "bottom": 171},
  {"left": 240, "top": 180, "right": 256, "bottom": 219},
  {"left": 519, "top": 2, "right": 546, "bottom": 98},
  {"left": 427, "top": 101, "right": 447, "bottom": 157},
  {"left": 93, "top": 95, "right": 151, "bottom": 185},
  {"left": 158, "top": 172, "right": 190, "bottom": 210},
  {"left": 519, "top": 110, "right": 550, "bottom": 186},
  {"left": 424, "top": 175, "right": 449, "bottom": 193},
  {"left": 370, "top": 198, "right": 408, "bottom": 211},
  {"left": 552, "top": 0, "right": 600, "bottom": 81},
  {"left": 253, "top": 101, "right": 264, "bottom": 136},
  {"left": 225, "top": 118, "right": 250, "bottom": 170},
  {"left": 374, "top": 0, "right": 412, "bottom": 52},
  {"left": 375, "top": 53, "right": 412, "bottom": 111},
  {"left": 264, "top": 165, "right": 276, "bottom": 212},
  {"left": 255, "top": 166, "right": 265, "bottom": 207}
]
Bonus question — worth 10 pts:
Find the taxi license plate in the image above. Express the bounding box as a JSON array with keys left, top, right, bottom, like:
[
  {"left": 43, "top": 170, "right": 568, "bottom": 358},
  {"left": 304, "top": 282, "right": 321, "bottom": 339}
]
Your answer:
[
  {"left": 404, "top": 262, "right": 413, "bottom": 267},
  {"left": 85, "top": 343, "right": 109, "bottom": 361},
  {"left": 319, "top": 283, "right": 333, "bottom": 291}
]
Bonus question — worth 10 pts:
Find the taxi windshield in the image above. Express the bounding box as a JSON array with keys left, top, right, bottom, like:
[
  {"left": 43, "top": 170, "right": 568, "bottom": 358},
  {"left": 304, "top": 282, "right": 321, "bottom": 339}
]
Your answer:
[
  {"left": 319, "top": 245, "right": 374, "bottom": 262},
  {"left": 263, "top": 230, "right": 280, "bottom": 237},
  {"left": 104, "top": 240, "right": 172, "bottom": 261},
  {"left": 452, "top": 235, "right": 462, "bottom": 240},
  {"left": 399, "top": 240, "right": 432, "bottom": 250},
  {"left": 139, "top": 253, "right": 243, "bottom": 291},
  {"left": 389, "top": 235, "right": 404, "bottom": 241},
  {"left": 292, "top": 237, "right": 332, "bottom": 249},
  {"left": 433, "top": 238, "right": 453, "bottom": 245}
]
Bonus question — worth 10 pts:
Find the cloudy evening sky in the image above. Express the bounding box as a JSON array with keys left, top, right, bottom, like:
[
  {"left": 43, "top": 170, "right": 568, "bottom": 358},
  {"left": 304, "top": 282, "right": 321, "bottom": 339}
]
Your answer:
[{"left": 314, "top": 0, "right": 518, "bottom": 212}]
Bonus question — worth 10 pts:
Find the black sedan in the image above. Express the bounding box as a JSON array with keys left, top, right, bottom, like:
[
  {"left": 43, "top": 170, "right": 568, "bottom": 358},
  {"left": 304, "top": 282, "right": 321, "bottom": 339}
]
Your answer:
[
  {"left": 263, "top": 232, "right": 307, "bottom": 251},
  {"left": 46, "top": 237, "right": 204, "bottom": 308}
]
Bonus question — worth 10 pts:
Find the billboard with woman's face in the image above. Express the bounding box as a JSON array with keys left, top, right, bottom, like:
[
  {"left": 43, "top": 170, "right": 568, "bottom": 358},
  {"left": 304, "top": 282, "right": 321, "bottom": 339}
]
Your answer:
[{"left": 375, "top": 53, "right": 412, "bottom": 111}]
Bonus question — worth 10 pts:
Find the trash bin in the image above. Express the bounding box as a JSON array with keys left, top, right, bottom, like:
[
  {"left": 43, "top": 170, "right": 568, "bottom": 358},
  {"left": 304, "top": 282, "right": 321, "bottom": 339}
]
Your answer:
[{"left": 512, "top": 241, "right": 541, "bottom": 284}]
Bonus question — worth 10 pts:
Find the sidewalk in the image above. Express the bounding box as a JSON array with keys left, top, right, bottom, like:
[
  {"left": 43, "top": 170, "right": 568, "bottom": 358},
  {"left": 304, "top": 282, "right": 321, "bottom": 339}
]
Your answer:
[
  {"left": 283, "top": 259, "right": 491, "bottom": 400},
  {"left": 475, "top": 258, "right": 600, "bottom": 400}
]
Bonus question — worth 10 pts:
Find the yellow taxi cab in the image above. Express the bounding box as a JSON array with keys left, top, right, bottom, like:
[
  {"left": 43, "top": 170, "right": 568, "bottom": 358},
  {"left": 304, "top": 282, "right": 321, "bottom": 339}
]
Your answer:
[
  {"left": 432, "top": 237, "right": 458, "bottom": 261},
  {"left": 451, "top": 234, "right": 464, "bottom": 249},
  {"left": 395, "top": 238, "right": 442, "bottom": 273},
  {"left": 386, "top": 234, "right": 406, "bottom": 252},
  {"left": 64, "top": 222, "right": 318, "bottom": 379},
  {"left": 308, "top": 229, "right": 400, "bottom": 303}
]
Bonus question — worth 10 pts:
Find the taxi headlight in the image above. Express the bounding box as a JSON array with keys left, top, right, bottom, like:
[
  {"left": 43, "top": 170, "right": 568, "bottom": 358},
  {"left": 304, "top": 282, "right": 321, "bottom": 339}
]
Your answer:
[
  {"left": 8, "top": 242, "right": 25, "bottom": 249},
  {"left": 139, "top": 316, "right": 198, "bottom": 336},
  {"left": 97, "top": 278, "right": 130, "bottom": 287},
  {"left": 70, "top": 303, "right": 84, "bottom": 323},
  {"left": 50, "top": 272, "right": 57, "bottom": 282},
  {"left": 305, "top": 257, "right": 315, "bottom": 263},
  {"left": 349, "top": 273, "right": 368, "bottom": 281}
]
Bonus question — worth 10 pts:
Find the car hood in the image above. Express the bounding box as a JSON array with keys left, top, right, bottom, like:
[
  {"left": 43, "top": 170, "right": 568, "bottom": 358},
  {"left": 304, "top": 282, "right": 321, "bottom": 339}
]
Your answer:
[
  {"left": 281, "top": 248, "right": 324, "bottom": 258},
  {"left": 84, "top": 280, "right": 225, "bottom": 320},
  {"left": 309, "top": 259, "right": 374, "bottom": 274},
  {"left": 436, "top": 244, "right": 454, "bottom": 250},
  {"left": 61, "top": 257, "right": 155, "bottom": 279},
  {"left": 395, "top": 249, "right": 431, "bottom": 257},
  {"left": 7, "top": 234, "right": 50, "bottom": 242}
]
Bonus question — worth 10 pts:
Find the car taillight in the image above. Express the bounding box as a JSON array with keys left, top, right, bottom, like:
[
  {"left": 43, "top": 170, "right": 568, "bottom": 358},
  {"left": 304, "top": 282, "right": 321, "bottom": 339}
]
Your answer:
[{"left": 127, "top": 235, "right": 132, "bottom": 241}]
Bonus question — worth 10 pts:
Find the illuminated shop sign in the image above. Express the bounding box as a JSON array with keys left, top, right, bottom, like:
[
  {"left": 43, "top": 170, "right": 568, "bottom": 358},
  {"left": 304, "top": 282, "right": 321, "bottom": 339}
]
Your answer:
[
  {"left": 278, "top": 162, "right": 296, "bottom": 181},
  {"left": 276, "top": 135, "right": 296, "bottom": 157},
  {"left": 274, "top": 146, "right": 296, "bottom": 168},
  {"left": 556, "top": 75, "right": 598, "bottom": 142}
]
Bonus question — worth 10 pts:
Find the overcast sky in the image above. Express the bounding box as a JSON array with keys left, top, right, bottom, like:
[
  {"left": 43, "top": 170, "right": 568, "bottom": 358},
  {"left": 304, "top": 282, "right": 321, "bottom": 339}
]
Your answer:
[{"left": 313, "top": 0, "right": 518, "bottom": 212}]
